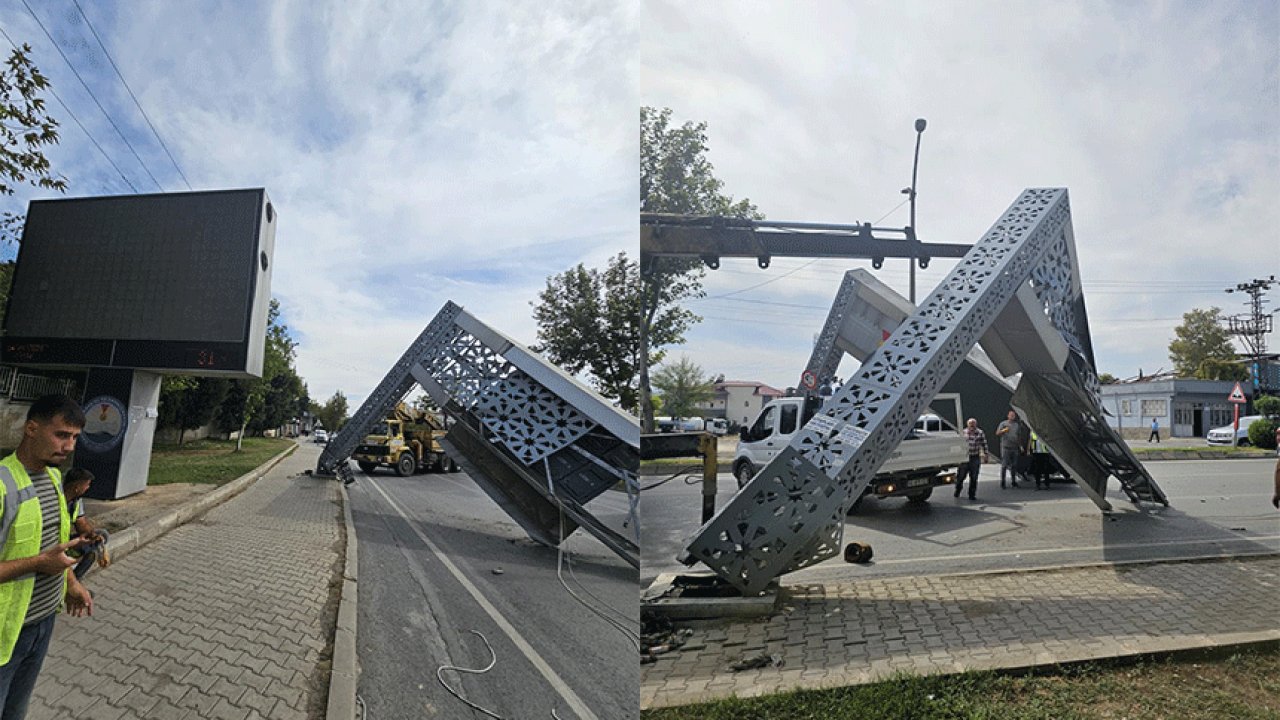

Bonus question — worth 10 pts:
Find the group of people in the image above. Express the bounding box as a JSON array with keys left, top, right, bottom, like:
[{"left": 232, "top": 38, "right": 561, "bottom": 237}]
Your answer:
[
  {"left": 0, "top": 395, "right": 110, "bottom": 718},
  {"left": 953, "top": 409, "right": 1053, "bottom": 500}
]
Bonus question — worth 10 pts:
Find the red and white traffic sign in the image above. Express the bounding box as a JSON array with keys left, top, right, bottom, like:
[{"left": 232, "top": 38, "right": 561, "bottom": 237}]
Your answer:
[
  {"left": 800, "top": 369, "right": 818, "bottom": 390},
  {"left": 1228, "top": 382, "right": 1247, "bottom": 404}
]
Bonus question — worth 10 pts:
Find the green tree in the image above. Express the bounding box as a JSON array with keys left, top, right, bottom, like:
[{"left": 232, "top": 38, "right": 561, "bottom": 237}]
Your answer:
[
  {"left": 1193, "top": 357, "right": 1248, "bottom": 382},
  {"left": 0, "top": 43, "right": 67, "bottom": 315},
  {"left": 219, "top": 299, "right": 304, "bottom": 448},
  {"left": 640, "top": 106, "right": 759, "bottom": 431},
  {"left": 651, "top": 355, "right": 713, "bottom": 419},
  {"left": 1168, "top": 307, "right": 1236, "bottom": 378},
  {"left": 1098, "top": 372, "right": 1118, "bottom": 385},
  {"left": 312, "top": 390, "right": 349, "bottom": 433},
  {"left": 1254, "top": 394, "right": 1280, "bottom": 419},
  {"left": 0, "top": 44, "right": 66, "bottom": 221},
  {"left": 532, "top": 253, "right": 639, "bottom": 410}
]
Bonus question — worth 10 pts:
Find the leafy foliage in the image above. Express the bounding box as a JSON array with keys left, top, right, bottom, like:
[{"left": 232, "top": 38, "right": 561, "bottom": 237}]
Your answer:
[
  {"left": 651, "top": 355, "right": 713, "bottom": 418},
  {"left": 1168, "top": 307, "right": 1237, "bottom": 378},
  {"left": 1254, "top": 394, "right": 1280, "bottom": 419},
  {"left": 0, "top": 44, "right": 67, "bottom": 315},
  {"left": 1194, "top": 357, "right": 1249, "bottom": 382},
  {"left": 1098, "top": 372, "right": 1118, "bottom": 385},
  {"left": 639, "top": 106, "right": 759, "bottom": 430},
  {"left": 1246, "top": 417, "right": 1277, "bottom": 450},
  {"left": 311, "top": 390, "right": 349, "bottom": 432},
  {"left": 532, "top": 253, "right": 640, "bottom": 410}
]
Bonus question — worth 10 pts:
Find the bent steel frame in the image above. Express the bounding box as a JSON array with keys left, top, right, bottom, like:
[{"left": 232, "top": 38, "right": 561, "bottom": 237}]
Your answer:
[
  {"left": 805, "top": 268, "right": 1167, "bottom": 513},
  {"left": 683, "top": 189, "right": 1166, "bottom": 595},
  {"left": 319, "top": 302, "right": 640, "bottom": 567}
]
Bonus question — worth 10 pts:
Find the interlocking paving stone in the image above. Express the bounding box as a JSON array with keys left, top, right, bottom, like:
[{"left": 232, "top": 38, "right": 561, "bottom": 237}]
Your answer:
[
  {"left": 641, "top": 556, "right": 1280, "bottom": 709},
  {"left": 25, "top": 450, "right": 342, "bottom": 720}
]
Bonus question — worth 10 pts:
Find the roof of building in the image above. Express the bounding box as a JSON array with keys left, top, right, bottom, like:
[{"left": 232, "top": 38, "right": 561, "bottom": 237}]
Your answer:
[{"left": 716, "top": 381, "right": 786, "bottom": 396}]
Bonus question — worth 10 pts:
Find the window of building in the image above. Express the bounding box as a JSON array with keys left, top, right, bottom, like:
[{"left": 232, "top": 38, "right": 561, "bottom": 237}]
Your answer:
[
  {"left": 1173, "top": 404, "right": 1193, "bottom": 426},
  {"left": 1140, "top": 399, "right": 1167, "bottom": 417},
  {"left": 1121, "top": 400, "right": 1133, "bottom": 416}
]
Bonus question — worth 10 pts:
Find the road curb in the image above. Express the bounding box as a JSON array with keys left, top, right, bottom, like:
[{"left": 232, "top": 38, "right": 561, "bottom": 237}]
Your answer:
[
  {"left": 327, "top": 481, "right": 359, "bottom": 720},
  {"left": 104, "top": 443, "right": 298, "bottom": 563},
  {"left": 785, "top": 549, "right": 1280, "bottom": 591}
]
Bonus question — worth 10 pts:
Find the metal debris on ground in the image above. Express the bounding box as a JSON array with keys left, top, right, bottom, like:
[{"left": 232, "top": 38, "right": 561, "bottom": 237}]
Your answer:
[
  {"left": 729, "top": 653, "right": 783, "bottom": 672},
  {"left": 640, "top": 610, "right": 694, "bottom": 664}
]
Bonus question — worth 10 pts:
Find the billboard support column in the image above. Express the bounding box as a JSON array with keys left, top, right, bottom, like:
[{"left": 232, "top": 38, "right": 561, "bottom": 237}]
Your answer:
[{"left": 78, "top": 368, "right": 161, "bottom": 500}]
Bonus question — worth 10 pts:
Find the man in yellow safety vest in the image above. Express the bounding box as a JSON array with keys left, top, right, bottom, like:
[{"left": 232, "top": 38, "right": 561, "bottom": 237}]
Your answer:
[{"left": 0, "top": 395, "right": 93, "bottom": 719}]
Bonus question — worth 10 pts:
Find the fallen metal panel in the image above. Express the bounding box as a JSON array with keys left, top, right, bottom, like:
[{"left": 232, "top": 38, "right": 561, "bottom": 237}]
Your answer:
[
  {"left": 684, "top": 189, "right": 1177, "bottom": 596},
  {"left": 319, "top": 302, "right": 639, "bottom": 567}
]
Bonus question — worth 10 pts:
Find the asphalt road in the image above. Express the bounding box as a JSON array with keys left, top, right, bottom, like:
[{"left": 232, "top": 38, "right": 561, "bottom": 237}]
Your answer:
[
  {"left": 347, "top": 463, "right": 638, "bottom": 720},
  {"left": 641, "top": 458, "right": 1280, "bottom": 587}
]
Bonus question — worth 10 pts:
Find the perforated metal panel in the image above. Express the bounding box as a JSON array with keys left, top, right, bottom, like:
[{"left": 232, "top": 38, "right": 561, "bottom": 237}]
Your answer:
[
  {"left": 319, "top": 302, "right": 639, "bottom": 566},
  {"left": 683, "top": 189, "right": 1164, "bottom": 595}
]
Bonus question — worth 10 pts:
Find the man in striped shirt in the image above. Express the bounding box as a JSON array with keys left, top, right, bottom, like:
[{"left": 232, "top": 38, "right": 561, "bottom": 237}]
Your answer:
[{"left": 0, "top": 395, "right": 93, "bottom": 719}]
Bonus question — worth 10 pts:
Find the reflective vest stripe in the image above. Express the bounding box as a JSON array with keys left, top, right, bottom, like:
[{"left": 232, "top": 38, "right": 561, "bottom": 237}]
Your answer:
[{"left": 0, "top": 465, "right": 37, "bottom": 546}]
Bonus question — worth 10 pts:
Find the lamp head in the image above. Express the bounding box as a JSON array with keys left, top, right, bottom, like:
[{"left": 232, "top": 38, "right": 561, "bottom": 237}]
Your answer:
[{"left": 915, "top": 118, "right": 927, "bottom": 133}]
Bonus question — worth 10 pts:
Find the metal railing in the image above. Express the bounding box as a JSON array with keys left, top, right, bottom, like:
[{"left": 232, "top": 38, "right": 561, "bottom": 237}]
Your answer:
[{"left": 0, "top": 365, "right": 78, "bottom": 401}]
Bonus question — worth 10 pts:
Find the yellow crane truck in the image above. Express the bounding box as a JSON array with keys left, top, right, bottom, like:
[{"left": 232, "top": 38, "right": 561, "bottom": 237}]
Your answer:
[{"left": 352, "top": 403, "right": 460, "bottom": 476}]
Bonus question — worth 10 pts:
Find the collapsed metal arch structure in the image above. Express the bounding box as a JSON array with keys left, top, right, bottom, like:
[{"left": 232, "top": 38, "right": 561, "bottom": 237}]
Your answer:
[{"left": 681, "top": 188, "right": 1167, "bottom": 595}]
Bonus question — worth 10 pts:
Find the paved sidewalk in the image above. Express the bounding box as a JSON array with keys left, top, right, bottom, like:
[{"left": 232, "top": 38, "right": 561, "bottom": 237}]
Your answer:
[
  {"left": 26, "top": 447, "right": 343, "bottom": 720},
  {"left": 641, "top": 555, "right": 1280, "bottom": 709}
]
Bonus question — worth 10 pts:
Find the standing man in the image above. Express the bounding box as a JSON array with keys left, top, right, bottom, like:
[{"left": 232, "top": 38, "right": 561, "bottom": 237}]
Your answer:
[
  {"left": 954, "top": 418, "right": 988, "bottom": 500},
  {"left": 1149, "top": 418, "right": 1160, "bottom": 443},
  {"left": 995, "top": 410, "right": 1027, "bottom": 489},
  {"left": 0, "top": 395, "right": 93, "bottom": 718}
]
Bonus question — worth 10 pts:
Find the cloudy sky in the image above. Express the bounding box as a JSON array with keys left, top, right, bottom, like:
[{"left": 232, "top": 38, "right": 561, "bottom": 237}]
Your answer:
[
  {"left": 0, "top": 0, "right": 635, "bottom": 406},
  {"left": 643, "top": 0, "right": 1279, "bottom": 391}
]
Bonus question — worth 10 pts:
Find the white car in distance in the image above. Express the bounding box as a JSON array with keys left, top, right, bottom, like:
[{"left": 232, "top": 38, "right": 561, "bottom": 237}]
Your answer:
[{"left": 1205, "top": 416, "right": 1263, "bottom": 446}]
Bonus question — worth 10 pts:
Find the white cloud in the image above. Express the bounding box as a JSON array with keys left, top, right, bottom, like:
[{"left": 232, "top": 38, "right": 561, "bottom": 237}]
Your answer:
[
  {"left": 643, "top": 0, "right": 1279, "bottom": 389},
  {"left": 0, "top": 0, "right": 637, "bottom": 406}
]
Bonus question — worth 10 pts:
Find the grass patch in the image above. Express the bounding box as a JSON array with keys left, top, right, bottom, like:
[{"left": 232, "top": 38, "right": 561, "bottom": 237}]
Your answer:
[
  {"left": 146, "top": 437, "right": 293, "bottom": 486},
  {"left": 642, "top": 645, "right": 1280, "bottom": 719},
  {"left": 1130, "top": 444, "right": 1268, "bottom": 455}
]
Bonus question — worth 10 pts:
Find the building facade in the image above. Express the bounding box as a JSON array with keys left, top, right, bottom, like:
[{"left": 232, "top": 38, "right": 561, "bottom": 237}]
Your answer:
[
  {"left": 697, "top": 381, "right": 786, "bottom": 429},
  {"left": 1100, "top": 378, "right": 1250, "bottom": 440}
]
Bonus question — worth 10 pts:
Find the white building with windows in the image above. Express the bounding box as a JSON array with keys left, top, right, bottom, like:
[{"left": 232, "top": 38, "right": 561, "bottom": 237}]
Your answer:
[
  {"left": 695, "top": 380, "right": 786, "bottom": 430},
  {"left": 1099, "top": 378, "right": 1250, "bottom": 440}
]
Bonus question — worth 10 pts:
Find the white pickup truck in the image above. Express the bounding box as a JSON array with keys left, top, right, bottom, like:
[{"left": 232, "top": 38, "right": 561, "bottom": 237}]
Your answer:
[{"left": 733, "top": 395, "right": 968, "bottom": 510}]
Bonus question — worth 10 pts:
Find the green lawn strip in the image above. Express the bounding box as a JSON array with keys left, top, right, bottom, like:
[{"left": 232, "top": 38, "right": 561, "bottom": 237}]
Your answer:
[
  {"left": 146, "top": 437, "right": 293, "bottom": 486},
  {"left": 642, "top": 646, "right": 1280, "bottom": 720}
]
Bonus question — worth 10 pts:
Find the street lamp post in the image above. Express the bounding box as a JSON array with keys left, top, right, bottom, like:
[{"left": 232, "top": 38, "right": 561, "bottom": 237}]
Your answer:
[{"left": 904, "top": 117, "right": 926, "bottom": 303}]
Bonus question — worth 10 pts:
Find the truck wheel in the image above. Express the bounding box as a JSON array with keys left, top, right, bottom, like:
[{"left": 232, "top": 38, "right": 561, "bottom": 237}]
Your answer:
[
  {"left": 357, "top": 461, "right": 377, "bottom": 474},
  {"left": 734, "top": 461, "right": 756, "bottom": 489},
  {"left": 907, "top": 488, "right": 933, "bottom": 505},
  {"left": 395, "top": 453, "right": 416, "bottom": 477},
  {"left": 445, "top": 457, "right": 459, "bottom": 473}
]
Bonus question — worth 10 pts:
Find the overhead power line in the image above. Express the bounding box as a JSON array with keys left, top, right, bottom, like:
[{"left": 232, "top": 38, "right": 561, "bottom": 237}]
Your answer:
[
  {"left": 0, "top": 26, "right": 139, "bottom": 193},
  {"left": 71, "top": 0, "right": 191, "bottom": 190},
  {"left": 21, "top": 0, "right": 165, "bottom": 192}
]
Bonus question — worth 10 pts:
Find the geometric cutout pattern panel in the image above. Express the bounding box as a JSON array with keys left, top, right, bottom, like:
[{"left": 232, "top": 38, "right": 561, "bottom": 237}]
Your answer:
[
  {"left": 685, "top": 189, "right": 1075, "bottom": 596},
  {"left": 415, "top": 326, "right": 597, "bottom": 466}
]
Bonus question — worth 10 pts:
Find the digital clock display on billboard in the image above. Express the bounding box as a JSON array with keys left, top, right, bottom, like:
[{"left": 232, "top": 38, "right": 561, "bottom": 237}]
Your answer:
[{"left": 1, "top": 189, "right": 276, "bottom": 378}]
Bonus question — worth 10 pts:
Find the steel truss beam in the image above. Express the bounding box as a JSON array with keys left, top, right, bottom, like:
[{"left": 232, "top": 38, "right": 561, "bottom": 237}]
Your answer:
[
  {"left": 683, "top": 189, "right": 1166, "bottom": 596},
  {"left": 319, "top": 302, "right": 640, "bottom": 567},
  {"left": 806, "top": 268, "right": 1167, "bottom": 513}
]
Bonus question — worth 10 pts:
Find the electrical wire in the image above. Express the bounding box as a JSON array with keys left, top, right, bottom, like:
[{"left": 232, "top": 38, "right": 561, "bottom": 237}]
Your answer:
[
  {"left": 544, "top": 458, "right": 642, "bottom": 653},
  {"left": 70, "top": 0, "right": 192, "bottom": 190},
  {"left": 436, "top": 630, "right": 504, "bottom": 720},
  {"left": 638, "top": 464, "right": 702, "bottom": 492},
  {"left": 0, "top": 27, "right": 137, "bottom": 192},
  {"left": 21, "top": 0, "right": 165, "bottom": 191}
]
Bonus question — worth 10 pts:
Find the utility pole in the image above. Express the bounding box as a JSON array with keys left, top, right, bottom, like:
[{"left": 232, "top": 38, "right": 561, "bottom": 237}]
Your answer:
[
  {"left": 902, "top": 118, "right": 927, "bottom": 303},
  {"left": 1224, "top": 275, "right": 1277, "bottom": 393}
]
